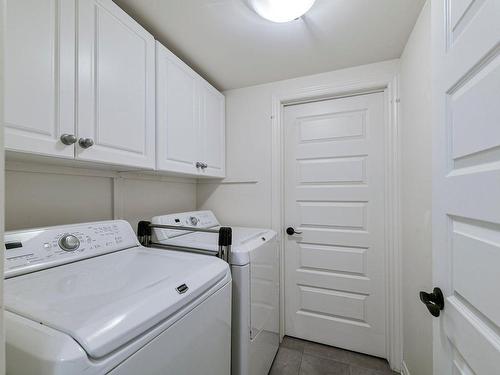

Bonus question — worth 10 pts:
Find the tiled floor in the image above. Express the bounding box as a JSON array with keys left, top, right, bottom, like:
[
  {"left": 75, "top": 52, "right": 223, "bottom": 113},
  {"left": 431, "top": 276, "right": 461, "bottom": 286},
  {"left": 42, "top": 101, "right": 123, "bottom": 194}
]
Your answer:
[{"left": 269, "top": 337, "right": 398, "bottom": 375}]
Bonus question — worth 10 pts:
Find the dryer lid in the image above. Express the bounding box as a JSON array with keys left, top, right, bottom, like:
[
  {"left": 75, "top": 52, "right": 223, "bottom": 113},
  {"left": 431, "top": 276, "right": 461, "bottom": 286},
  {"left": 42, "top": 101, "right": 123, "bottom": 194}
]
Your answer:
[
  {"left": 4, "top": 247, "right": 229, "bottom": 359},
  {"left": 154, "top": 227, "right": 277, "bottom": 266}
]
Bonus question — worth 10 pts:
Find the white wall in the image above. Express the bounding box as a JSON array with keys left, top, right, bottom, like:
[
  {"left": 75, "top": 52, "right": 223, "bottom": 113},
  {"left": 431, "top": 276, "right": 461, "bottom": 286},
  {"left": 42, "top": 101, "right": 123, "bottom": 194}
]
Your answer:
[
  {"left": 400, "top": 2, "right": 432, "bottom": 374},
  {"left": 197, "top": 59, "right": 400, "bottom": 228},
  {"left": 5, "top": 163, "right": 197, "bottom": 233}
]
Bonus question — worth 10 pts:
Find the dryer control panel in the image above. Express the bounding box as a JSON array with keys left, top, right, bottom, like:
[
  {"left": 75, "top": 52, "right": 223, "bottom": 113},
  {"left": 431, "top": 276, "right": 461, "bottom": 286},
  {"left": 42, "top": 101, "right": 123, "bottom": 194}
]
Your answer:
[
  {"left": 4, "top": 220, "right": 139, "bottom": 278},
  {"left": 151, "top": 210, "right": 220, "bottom": 240}
]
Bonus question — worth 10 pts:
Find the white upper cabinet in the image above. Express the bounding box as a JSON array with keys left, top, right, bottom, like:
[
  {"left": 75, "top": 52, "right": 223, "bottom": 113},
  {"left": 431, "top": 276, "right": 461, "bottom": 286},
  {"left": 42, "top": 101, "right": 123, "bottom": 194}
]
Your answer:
[
  {"left": 4, "top": 0, "right": 155, "bottom": 169},
  {"left": 199, "top": 82, "right": 225, "bottom": 178},
  {"left": 5, "top": 1, "right": 222, "bottom": 175},
  {"left": 4, "top": 0, "right": 76, "bottom": 158},
  {"left": 156, "top": 43, "right": 199, "bottom": 175},
  {"left": 76, "top": 0, "right": 155, "bottom": 169},
  {"left": 156, "top": 41, "right": 226, "bottom": 178}
]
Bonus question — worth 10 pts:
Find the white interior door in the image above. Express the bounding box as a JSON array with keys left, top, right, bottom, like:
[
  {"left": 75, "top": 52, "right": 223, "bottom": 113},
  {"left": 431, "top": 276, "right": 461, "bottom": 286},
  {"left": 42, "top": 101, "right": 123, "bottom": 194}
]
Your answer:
[
  {"left": 432, "top": 0, "right": 500, "bottom": 374},
  {"left": 4, "top": 0, "right": 75, "bottom": 158},
  {"left": 77, "top": 0, "right": 155, "bottom": 169},
  {"left": 284, "top": 92, "right": 387, "bottom": 357}
]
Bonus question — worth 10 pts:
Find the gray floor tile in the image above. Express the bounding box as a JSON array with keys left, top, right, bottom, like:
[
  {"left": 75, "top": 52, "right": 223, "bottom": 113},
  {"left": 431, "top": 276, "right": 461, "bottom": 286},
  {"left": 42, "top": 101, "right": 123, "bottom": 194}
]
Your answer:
[
  {"left": 350, "top": 365, "right": 398, "bottom": 375},
  {"left": 269, "top": 347, "right": 302, "bottom": 375},
  {"left": 269, "top": 337, "right": 397, "bottom": 375},
  {"left": 299, "top": 354, "right": 350, "bottom": 375},
  {"left": 303, "top": 343, "right": 391, "bottom": 372},
  {"left": 344, "top": 353, "right": 392, "bottom": 373},
  {"left": 281, "top": 336, "right": 306, "bottom": 353},
  {"left": 303, "top": 343, "right": 352, "bottom": 364}
]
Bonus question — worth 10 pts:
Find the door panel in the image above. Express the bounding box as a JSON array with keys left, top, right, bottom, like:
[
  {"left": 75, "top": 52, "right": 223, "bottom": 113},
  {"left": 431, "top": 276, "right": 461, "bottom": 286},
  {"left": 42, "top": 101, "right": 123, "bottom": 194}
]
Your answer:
[
  {"left": 4, "top": 0, "right": 75, "bottom": 157},
  {"left": 284, "top": 93, "right": 386, "bottom": 357},
  {"left": 432, "top": 0, "right": 500, "bottom": 373},
  {"left": 156, "top": 42, "right": 199, "bottom": 174},
  {"left": 77, "top": 0, "right": 155, "bottom": 168}
]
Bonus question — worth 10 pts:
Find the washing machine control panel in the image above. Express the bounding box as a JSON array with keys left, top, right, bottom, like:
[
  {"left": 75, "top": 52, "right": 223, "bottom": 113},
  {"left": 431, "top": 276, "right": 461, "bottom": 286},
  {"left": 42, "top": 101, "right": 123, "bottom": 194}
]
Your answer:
[{"left": 4, "top": 220, "right": 139, "bottom": 278}]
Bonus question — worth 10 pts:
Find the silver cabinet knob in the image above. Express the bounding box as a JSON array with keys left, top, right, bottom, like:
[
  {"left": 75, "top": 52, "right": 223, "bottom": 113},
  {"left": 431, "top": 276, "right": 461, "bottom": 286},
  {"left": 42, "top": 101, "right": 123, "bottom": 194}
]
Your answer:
[
  {"left": 78, "top": 138, "right": 94, "bottom": 149},
  {"left": 201, "top": 163, "right": 208, "bottom": 169},
  {"left": 59, "top": 234, "right": 80, "bottom": 251},
  {"left": 60, "top": 134, "right": 77, "bottom": 145},
  {"left": 196, "top": 162, "right": 204, "bottom": 169}
]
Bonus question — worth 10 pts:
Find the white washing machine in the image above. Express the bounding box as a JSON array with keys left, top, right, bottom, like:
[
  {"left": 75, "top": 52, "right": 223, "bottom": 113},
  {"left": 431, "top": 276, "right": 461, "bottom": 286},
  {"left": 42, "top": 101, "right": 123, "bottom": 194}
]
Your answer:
[
  {"left": 4, "top": 220, "right": 232, "bottom": 375},
  {"left": 150, "top": 211, "right": 279, "bottom": 375}
]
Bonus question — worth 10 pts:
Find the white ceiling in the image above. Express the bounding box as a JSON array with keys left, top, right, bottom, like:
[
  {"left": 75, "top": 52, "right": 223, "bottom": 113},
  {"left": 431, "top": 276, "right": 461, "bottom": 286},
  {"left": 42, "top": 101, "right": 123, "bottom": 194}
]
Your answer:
[{"left": 113, "top": 0, "right": 425, "bottom": 91}]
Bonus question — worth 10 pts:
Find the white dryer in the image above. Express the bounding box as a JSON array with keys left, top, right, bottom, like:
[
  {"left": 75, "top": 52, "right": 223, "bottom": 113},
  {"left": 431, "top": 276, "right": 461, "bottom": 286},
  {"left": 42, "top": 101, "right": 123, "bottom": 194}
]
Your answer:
[
  {"left": 150, "top": 211, "right": 280, "bottom": 375},
  {"left": 4, "top": 220, "right": 232, "bottom": 375}
]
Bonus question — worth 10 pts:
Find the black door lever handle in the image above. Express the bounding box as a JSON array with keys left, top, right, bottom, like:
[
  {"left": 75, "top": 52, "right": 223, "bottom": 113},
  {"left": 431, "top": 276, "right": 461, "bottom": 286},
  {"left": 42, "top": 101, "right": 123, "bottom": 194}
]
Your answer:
[
  {"left": 419, "top": 287, "right": 445, "bottom": 317},
  {"left": 286, "top": 227, "right": 302, "bottom": 235}
]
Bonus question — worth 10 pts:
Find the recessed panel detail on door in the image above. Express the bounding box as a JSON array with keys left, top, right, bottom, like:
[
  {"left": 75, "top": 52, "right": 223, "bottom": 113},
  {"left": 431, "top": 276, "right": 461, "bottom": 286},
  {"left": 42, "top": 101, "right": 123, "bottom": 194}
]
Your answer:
[
  {"left": 298, "top": 243, "right": 367, "bottom": 275},
  {"left": 298, "top": 110, "right": 366, "bottom": 143},
  {"left": 298, "top": 202, "right": 367, "bottom": 230},
  {"left": 298, "top": 285, "right": 368, "bottom": 322},
  {"left": 448, "top": 51, "right": 500, "bottom": 170},
  {"left": 298, "top": 157, "right": 367, "bottom": 184},
  {"left": 447, "top": 0, "right": 487, "bottom": 46},
  {"left": 451, "top": 217, "right": 500, "bottom": 326}
]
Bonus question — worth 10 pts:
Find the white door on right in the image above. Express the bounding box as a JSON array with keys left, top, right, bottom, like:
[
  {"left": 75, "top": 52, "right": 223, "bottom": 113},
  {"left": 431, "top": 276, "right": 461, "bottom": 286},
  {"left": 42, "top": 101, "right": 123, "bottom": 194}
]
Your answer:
[
  {"left": 284, "top": 92, "right": 387, "bottom": 357},
  {"left": 432, "top": 0, "right": 500, "bottom": 374}
]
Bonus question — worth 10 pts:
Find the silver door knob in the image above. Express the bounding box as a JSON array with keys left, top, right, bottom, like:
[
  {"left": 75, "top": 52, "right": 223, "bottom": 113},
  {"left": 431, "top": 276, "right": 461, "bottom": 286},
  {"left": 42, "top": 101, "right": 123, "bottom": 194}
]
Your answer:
[
  {"left": 78, "top": 138, "right": 94, "bottom": 149},
  {"left": 60, "top": 134, "right": 77, "bottom": 145}
]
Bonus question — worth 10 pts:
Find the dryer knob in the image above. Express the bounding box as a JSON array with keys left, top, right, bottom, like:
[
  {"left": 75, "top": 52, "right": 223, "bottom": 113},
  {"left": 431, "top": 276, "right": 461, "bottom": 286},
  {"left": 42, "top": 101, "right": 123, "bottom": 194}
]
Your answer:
[{"left": 189, "top": 216, "right": 199, "bottom": 226}]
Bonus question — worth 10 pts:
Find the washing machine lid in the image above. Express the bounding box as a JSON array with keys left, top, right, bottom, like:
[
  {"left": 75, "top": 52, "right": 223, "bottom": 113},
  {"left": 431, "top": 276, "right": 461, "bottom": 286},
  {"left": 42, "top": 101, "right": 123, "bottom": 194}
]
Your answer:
[
  {"left": 154, "top": 227, "right": 277, "bottom": 266},
  {"left": 4, "top": 247, "right": 229, "bottom": 359}
]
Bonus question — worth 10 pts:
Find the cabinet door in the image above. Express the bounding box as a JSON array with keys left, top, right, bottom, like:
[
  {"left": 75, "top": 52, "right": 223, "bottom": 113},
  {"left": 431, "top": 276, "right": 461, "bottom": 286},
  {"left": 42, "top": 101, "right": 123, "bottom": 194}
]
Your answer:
[
  {"left": 199, "top": 82, "right": 225, "bottom": 178},
  {"left": 77, "top": 0, "right": 155, "bottom": 169},
  {"left": 156, "top": 43, "right": 200, "bottom": 175},
  {"left": 4, "top": 0, "right": 76, "bottom": 158}
]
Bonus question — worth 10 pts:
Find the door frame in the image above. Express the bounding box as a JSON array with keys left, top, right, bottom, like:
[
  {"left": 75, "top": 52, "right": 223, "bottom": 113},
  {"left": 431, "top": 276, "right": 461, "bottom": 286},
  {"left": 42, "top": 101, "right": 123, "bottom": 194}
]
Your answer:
[{"left": 270, "top": 74, "right": 402, "bottom": 370}]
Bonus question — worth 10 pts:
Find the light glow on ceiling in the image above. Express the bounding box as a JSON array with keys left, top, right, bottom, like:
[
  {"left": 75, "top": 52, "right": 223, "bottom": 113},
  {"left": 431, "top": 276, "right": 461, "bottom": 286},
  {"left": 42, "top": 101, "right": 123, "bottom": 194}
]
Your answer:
[{"left": 247, "top": 0, "right": 317, "bottom": 23}]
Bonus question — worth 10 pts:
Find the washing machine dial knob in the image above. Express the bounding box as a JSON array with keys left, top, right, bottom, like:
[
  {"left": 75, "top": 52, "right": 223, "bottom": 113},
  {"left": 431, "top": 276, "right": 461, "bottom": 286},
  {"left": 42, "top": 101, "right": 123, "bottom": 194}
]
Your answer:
[
  {"left": 59, "top": 234, "right": 80, "bottom": 251},
  {"left": 189, "top": 216, "right": 199, "bottom": 226}
]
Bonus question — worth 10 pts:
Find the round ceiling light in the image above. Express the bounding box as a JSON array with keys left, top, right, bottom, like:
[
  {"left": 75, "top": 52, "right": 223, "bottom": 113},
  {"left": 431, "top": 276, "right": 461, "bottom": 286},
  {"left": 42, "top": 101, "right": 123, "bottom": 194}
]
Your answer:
[{"left": 247, "top": 0, "right": 316, "bottom": 23}]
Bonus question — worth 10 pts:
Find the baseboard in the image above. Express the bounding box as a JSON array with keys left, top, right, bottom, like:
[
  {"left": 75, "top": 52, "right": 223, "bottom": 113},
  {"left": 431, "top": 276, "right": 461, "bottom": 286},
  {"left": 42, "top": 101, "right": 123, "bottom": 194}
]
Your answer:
[{"left": 401, "top": 361, "right": 410, "bottom": 375}]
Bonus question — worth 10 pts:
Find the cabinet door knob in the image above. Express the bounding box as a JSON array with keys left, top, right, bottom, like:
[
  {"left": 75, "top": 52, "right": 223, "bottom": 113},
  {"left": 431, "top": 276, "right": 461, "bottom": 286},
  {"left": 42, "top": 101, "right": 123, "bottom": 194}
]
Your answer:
[
  {"left": 202, "top": 163, "right": 208, "bottom": 169},
  {"left": 196, "top": 162, "right": 204, "bottom": 168},
  {"left": 78, "top": 138, "right": 94, "bottom": 149},
  {"left": 60, "top": 134, "right": 77, "bottom": 145}
]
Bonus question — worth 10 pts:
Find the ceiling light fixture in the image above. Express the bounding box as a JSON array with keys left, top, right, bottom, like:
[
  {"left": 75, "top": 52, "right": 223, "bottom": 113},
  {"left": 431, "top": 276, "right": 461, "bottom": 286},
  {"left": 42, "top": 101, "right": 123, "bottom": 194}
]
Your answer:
[{"left": 247, "top": 0, "right": 316, "bottom": 23}]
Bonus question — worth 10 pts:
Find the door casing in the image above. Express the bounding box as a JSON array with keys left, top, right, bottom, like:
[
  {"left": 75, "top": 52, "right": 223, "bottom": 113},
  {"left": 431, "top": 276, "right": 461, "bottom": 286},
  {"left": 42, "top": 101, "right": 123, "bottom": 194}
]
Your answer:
[{"left": 270, "top": 76, "right": 401, "bottom": 370}]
